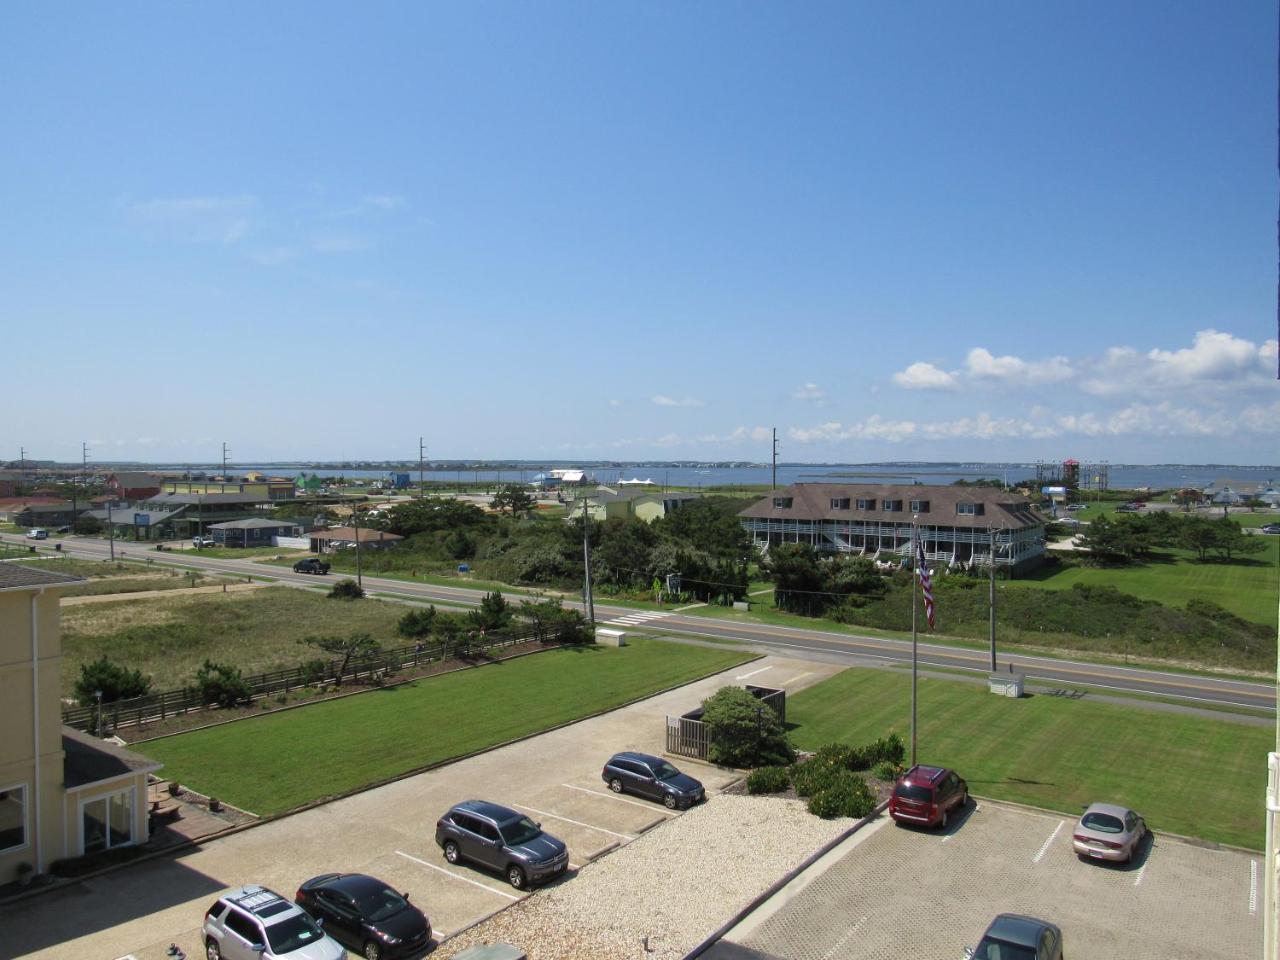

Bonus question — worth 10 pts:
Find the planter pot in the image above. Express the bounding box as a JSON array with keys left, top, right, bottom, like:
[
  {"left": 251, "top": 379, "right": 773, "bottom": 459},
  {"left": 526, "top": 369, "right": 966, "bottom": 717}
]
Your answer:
[
  {"left": 167, "top": 782, "right": 180, "bottom": 797},
  {"left": 208, "top": 798, "right": 222, "bottom": 812}
]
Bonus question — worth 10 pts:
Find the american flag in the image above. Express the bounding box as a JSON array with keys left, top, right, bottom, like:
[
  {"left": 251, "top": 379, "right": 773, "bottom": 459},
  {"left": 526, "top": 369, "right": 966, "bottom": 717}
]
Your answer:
[{"left": 916, "top": 536, "right": 936, "bottom": 629}]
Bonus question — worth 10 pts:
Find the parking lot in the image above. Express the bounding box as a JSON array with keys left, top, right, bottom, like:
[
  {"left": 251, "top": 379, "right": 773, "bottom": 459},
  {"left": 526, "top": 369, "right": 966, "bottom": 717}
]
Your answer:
[
  {"left": 720, "top": 799, "right": 1261, "bottom": 960},
  {"left": 1, "top": 656, "right": 838, "bottom": 960}
]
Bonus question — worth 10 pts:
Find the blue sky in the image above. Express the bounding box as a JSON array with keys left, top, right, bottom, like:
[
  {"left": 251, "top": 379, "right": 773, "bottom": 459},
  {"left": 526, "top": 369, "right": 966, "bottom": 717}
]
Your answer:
[{"left": 2, "top": 2, "right": 1276, "bottom": 464}]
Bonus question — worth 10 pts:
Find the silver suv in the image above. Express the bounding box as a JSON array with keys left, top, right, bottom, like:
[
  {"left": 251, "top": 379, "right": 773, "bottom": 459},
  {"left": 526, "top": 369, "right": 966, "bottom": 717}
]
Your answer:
[
  {"left": 203, "top": 884, "right": 347, "bottom": 960},
  {"left": 435, "top": 800, "right": 568, "bottom": 889}
]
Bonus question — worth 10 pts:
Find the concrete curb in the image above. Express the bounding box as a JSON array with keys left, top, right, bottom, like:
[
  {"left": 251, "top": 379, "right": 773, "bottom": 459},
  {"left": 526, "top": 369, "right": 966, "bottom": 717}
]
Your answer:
[
  {"left": 0, "top": 650, "right": 764, "bottom": 907},
  {"left": 681, "top": 799, "right": 890, "bottom": 960}
]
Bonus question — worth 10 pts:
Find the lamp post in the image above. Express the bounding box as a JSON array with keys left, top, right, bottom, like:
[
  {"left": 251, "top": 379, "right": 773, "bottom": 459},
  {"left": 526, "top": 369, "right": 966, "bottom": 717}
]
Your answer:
[
  {"left": 352, "top": 504, "right": 363, "bottom": 591},
  {"left": 95, "top": 689, "right": 103, "bottom": 737},
  {"left": 988, "top": 526, "right": 998, "bottom": 672}
]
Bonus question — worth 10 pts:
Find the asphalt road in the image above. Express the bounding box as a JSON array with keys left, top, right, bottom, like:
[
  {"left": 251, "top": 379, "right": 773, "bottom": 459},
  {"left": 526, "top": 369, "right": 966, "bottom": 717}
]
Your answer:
[{"left": 5, "top": 532, "right": 1275, "bottom": 714}]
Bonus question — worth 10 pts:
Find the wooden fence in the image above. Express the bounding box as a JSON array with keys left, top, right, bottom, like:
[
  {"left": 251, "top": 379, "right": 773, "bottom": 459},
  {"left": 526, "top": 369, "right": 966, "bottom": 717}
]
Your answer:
[
  {"left": 664, "top": 685, "right": 786, "bottom": 760},
  {"left": 63, "top": 632, "right": 533, "bottom": 733}
]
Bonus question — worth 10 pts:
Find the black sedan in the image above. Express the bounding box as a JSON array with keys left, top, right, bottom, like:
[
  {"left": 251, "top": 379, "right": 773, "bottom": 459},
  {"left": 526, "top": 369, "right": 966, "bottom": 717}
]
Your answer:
[{"left": 295, "top": 873, "right": 431, "bottom": 959}]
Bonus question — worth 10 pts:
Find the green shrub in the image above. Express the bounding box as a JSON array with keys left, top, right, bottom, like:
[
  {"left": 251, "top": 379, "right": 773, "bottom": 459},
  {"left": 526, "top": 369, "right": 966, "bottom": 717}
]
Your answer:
[
  {"left": 807, "top": 771, "right": 877, "bottom": 819},
  {"left": 328, "top": 579, "right": 364, "bottom": 600},
  {"left": 791, "top": 755, "right": 845, "bottom": 798},
  {"left": 813, "top": 742, "right": 862, "bottom": 770},
  {"left": 190, "top": 659, "right": 251, "bottom": 707},
  {"left": 397, "top": 606, "right": 437, "bottom": 638},
  {"left": 74, "top": 656, "right": 151, "bottom": 707},
  {"left": 871, "top": 759, "right": 901, "bottom": 781},
  {"left": 746, "top": 766, "right": 791, "bottom": 794},
  {"left": 864, "top": 733, "right": 906, "bottom": 767},
  {"left": 702, "top": 687, "right": 795, "bottom": 767}
]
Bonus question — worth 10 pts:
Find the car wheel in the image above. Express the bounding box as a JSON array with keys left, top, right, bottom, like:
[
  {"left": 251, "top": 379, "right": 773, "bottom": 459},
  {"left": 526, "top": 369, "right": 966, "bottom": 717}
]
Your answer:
[
  {"left": 363, "top": 942, "right": 382, "bottom": 960},
  {"left": 961, "top": 789, "right": 969, "bottom": 808},
  {"left": 206, "top": 939, "right": 222, "bottom": 960},
  {"left": 941, "top": 807, "right": 949, "bottom": 830},
  {"left": 609, "top": 778, "right": 624, "bottom": 794},
  {"left": 443, "top": 840, "right": 461, "bottom": 864},
  {"left": 508, "top": 864, "right": 527, "bottom": 890},
  {"left": 663, "top": 793, "right": 678, "bottom": 810}
]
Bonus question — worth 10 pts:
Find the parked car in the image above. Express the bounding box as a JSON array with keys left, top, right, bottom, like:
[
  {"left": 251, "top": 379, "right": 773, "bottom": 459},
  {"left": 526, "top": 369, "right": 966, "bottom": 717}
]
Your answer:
[
  {"left": 1072, "top": 802, "right": 1147, "bottom": 863},
  {"left": 293, "top": 557, "right": 331, "bottom": 575},
  {"left": 435, "top": 800, "right": 568, "bottom": 889},
  {"left": 25, "top": 528, "right": 48, "bottom": 540},
  {"left": 965, "top": 914, "right": 1063, "bottom": 960},
  {"left": 1114, "top": 504, "right": 1138, "bottom": 513},
  {"left": 295, "top": 872, "right": 431, "bottom": 959},
  {"left": 1260, "top": 523, "right": 1280, "bottom": 535},
  {"left": 55, "top": 525, "right": 71, "bottom": 533},
  {"left": 888, "top": 764, "right": 968, "bottom": 829},
  {"left": 203, "top": 884, "right": 346, "bottom": 960},
  {"left": 193, "top": 536, "right": 216, "bottom": 548},
  {"left": 1065, "top": 503, "right": 1086, "bottom": 511},
  {"left": 601, "top": 751, "right": 705, "bottom": 809}
]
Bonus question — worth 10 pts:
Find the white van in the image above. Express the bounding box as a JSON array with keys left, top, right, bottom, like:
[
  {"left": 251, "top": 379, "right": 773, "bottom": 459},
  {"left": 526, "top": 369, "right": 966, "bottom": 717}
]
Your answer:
[{"left": 26, "top": 528, "right": 48, "bottom": 540}]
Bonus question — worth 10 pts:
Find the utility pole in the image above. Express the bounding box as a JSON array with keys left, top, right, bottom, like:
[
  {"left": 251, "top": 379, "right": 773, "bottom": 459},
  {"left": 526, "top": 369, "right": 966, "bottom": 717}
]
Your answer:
[
  {"left": 582, "top": 511, "right": 595, "bottom": 627},
  {"left": 771, "top": 428, "right": 779, "bottom": 491},
  {"left": 19, "top": 446, "right": 26, "bottom": 480},
  {"left": 352, "top": 503, "right": 363, "bottom": 591},
  {"left": 221, "top": 442, "right": 230, "bottom": 493},
  {"left": 988, "top": 526, "right": 998, "bottom": 671},
  {"left": 108, "top": 499, "right": 115, "bottom": 561},
  {"left": 418, "top": 437, "right": 427, "bottom": 499}
]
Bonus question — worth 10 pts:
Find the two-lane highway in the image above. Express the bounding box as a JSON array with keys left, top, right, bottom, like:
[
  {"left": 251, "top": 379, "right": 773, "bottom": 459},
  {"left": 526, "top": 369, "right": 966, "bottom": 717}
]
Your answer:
[{"left": 5, "top": 532, "right": 1274, "bottom": 713}]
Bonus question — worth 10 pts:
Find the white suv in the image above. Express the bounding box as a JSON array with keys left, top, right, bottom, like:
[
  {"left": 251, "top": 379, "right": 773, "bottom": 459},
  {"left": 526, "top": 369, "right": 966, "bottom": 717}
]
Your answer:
[{"left": 203, "top": 885, "right": 347, "bottom": 960}]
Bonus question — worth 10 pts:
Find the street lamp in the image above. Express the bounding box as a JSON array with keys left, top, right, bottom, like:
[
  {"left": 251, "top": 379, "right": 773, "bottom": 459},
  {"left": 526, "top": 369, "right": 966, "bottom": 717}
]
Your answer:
[{"left": 95, "top": 689, "right": 103, "bottom": 737}]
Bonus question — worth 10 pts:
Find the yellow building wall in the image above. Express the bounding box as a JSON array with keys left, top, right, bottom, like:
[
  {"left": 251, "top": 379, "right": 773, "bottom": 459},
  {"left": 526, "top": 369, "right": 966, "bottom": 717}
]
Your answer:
[
  {"left": 62, "top": 775, "right": 149, "bottom": 859},
  {"left": 0, "top": 590, "right": 68, "bottom": 879},
  {"left": 633, "top": 500, "right": 666, "bottom": 523}
]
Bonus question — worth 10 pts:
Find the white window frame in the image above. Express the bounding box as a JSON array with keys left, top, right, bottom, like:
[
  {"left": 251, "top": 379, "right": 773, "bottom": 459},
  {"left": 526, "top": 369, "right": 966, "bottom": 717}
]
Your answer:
[
  {"left": 957, "top": 502, "right": 976, "bottom": 515},
  {"left": 0, "top": 782, "right": 29, "bottom": 855},
  {"left": 77, "top": 784, "right": 137, "bottom": 855},
  {"left": 910, "top": 500, "right": 929, "bottom": 513},
  {"left": 856, "top": 498, "right": 875, "bottom": 510}
]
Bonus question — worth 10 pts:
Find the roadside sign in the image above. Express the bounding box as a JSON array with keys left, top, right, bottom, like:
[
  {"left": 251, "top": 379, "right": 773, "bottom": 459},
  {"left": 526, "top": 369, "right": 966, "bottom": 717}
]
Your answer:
[{"left": 133, "top": 513, "right": 150, "bottom": 526}]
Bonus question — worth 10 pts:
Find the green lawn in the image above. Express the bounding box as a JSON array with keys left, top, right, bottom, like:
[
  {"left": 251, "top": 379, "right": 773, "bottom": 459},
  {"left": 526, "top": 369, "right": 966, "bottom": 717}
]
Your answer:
[
  {"left": 139, "top": 638, "right": 753, "bottom": 815},
  {"left": 1018, "top": 541, "right": 1278, "bottom": 627},
  {"left": 787, "top": 667, "right": 1269, "bottom": 849}
]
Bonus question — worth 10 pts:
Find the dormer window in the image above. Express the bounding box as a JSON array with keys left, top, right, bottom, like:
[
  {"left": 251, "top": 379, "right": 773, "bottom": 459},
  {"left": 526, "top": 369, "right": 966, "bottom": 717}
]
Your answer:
[
  {"left": 856, "top": 498, "right": 875, "bottom": 510},
  {"left": 882, "top": 499, "right": 903, "bottom": 512},
  {"left": 956, "top": 502, "right": 985, "bottom": 516},
  {"left": 910, "top": 500, "right": 930, "bottom": 513},
  {"left": 773, "top": 497, "right": 793, "bottom": 509},
  {"left": 830, "top": 498, "right": 850, "bottom": 510}
]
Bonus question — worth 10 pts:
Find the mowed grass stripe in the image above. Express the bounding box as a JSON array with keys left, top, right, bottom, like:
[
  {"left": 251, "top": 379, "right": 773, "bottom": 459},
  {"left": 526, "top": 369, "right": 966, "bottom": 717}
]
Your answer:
[
  {"left": 787, "top": 668, "right": 1268, "bottom": 850},
  {"left": 140, "top": 638, "right": 752, "bottom": 816}
]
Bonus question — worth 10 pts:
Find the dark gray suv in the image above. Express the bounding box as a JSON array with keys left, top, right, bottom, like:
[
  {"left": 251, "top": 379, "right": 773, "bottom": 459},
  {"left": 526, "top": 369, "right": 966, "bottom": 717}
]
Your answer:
[
  {"left": 435, "top": 800, "right": 568, "bottom": 889},
  {"left": 602, "top": 751, "right": 705, "bottom": 809}
]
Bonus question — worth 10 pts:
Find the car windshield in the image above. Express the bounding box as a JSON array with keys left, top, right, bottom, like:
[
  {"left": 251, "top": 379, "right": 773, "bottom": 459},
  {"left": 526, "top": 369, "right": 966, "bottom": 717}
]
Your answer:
[
  {"left": 1081, "top": 812, "right": 1125, "bottom": 834},
  {"left": 893, "top": 783, "right": 932, "bottom": 801},
  {"left": 500, "top": 816, "right": 543, "bottom": 846},
  {"left": 973, "top": 939, "right": 1036, "bottom": 960},
  {"left": 653, "top": 761, "right": 681, "bottom": 781},
  {"left": 352, "top": 885, "right": 408, "bottom": 923},
  {"left": 265, "top": 913, "right": 325, "bottom": 953}
]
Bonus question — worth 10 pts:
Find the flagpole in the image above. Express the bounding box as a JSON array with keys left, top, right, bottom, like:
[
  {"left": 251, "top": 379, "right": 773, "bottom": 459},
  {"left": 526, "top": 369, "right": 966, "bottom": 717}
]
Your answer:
[{"left": 911, "top": 516, "right": 919, "bottom": 768}]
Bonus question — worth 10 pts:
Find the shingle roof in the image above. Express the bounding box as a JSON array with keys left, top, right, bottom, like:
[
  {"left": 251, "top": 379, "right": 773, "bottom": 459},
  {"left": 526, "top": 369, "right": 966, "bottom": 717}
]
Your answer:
[
  {"left": 140, "top": 492, "right": 270, "bottom": 506},
  {"left": 309, "top": 527, "right": 404, "bottom": 542},
  {"left": 738, "top": 483, "right": 1042, "bottom": 529},
  {"left": 62, "top": 727, "right": 162, "bottom": 788},
  {"left": 0, "top": 562, "right": 85, "bottom": 591}
]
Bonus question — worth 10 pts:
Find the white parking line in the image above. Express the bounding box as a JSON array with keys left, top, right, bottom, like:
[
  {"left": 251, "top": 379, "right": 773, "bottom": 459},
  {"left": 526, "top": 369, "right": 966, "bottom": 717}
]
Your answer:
[
  {"left": 1134, "top": 861, "right": 1148, "bottom": 887},
  {"left": 394, "top": 850, "right": 520, "bottom": 900},
  {"left": 672, "top": 602, "right": 706, "bottom": 612},
  {"left": 562, "top": 782, "right": 674, "bottom": 812},
  {"left": 1032, "top": 820, "right": 1065, "bottom": 863},
  {"left": 821, "top": 915, "right": 868, "bottom": 960},
  {"left": 1251, "top": 860, "right": 1259, "bottom": 913},
  {"left": 787, "top": 671, "right": 813, "bottom": 686},
  {"left": 512, "top": 803, "right": 634, "bottom": 839},
  {"left": 735, "top": 666, "right": 771, "bottom": 680}
]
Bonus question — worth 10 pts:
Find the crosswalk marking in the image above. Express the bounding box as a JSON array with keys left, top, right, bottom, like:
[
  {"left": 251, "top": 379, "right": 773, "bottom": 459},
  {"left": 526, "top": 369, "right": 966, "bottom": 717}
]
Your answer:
[{"left": 602, "top": 610, "right": 673, "bottom": 627}]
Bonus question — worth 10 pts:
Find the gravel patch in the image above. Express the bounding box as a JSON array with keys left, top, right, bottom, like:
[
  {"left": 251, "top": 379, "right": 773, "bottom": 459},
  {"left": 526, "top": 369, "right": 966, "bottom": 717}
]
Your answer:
[{"left": 436, "top": 794, "right": 853, "bottom": 960}]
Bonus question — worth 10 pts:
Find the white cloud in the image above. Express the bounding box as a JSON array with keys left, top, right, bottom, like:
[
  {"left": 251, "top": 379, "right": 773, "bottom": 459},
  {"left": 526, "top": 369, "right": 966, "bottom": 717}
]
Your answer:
[
  {"left": 892, "top": 362, "right": 959, "bottom": 391},
  {"left": 964, "top": 348, "right": 1074, "bottom": 385},
  {"left": 608, "top": 399, "right": 622, "bottom": 407},
  {"left": 698, "top": 426, "right": 774, "bottom": 444},
  {"left": 651, "top": 395, "right": 705, "bottom": 408},
  {"left": 120, "top": 194, "right": 258, "bottom": 244},
  {"left": 1082, "top": 330, "right": 1277, "bottom": 395},
  {"left": 792, "top": 383, "right": 828, "bottom": 404},
  {"left": 362, "top": 194, "right": 405, "bottom": 210}
]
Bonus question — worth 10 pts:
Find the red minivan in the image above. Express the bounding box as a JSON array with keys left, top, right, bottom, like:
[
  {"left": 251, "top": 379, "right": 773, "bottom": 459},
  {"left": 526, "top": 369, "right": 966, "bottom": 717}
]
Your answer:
[{"left": 889, "top": 765, "right": 969, "bottom": 829}]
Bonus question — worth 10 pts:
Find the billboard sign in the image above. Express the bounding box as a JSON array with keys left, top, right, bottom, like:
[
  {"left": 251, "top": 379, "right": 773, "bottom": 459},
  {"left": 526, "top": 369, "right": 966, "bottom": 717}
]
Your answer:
[{"left": 133, "top": 513, "right": 151, "bottom": 526}]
